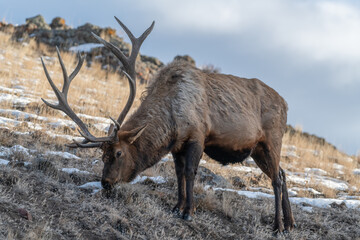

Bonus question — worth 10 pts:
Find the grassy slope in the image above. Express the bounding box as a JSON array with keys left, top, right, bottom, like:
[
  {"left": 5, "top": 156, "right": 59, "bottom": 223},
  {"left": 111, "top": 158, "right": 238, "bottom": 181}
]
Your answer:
[{"left": 0, "top": 32, "right": 359, "bottom": 239}]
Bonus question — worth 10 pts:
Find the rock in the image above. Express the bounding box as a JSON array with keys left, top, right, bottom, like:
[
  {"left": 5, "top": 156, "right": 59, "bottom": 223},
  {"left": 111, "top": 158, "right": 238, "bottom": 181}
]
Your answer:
[
  {"left": 330, "top": 202, "right": 346, "bottom": 210},
  {"left": 197, "top": 166, "right": 231, "bottom": 188},
  {"left": 1, "top": 15, "right": 164, "bottom": 84},
  {"left": 77, "top": 23, "right": 101, "bottom": 33},
  {"left": 174, "top": 55, "right": 196, "bottom": 66},
  {"left": 231, "top": 176, "right": 246, "bottom": 188},
  {"left": 103, "top": 27, "right": 116, "bottom": 36},
  {"left": 50, "top": 17, "right": 66, "bottom": 29},
  {"left": 141, "top": 55, "right": 163, "bottom": 67},
  {"left": 18, "top": 208, "right": 32, "bottom": 221},
  {"left": 25, "top": 15, "right": 50, "bottom": 30}
]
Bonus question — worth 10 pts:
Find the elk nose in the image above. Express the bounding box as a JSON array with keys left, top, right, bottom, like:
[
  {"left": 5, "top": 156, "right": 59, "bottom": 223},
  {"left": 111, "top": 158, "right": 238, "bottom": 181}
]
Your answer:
[{"left": 101, "top": 178, "right": 112, "bottom": 190}]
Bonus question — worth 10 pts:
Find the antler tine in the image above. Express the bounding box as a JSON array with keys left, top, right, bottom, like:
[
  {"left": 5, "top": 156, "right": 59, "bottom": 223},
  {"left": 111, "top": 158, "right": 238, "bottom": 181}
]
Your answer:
[
  {"left": 114, "top": 17, "right": 155, "bottom": 67},
  {"left": 114, "top": 17, "right": 155, "bottom": 79},
  {"left": 92, "top": 18, "right": 154, "bottom": 127},
  {"left": 66, "top": 141, "right": 102, "bottom": 149},
  {"left": 41, "top": 48, "right": 116, "bottom": 148},
  {"left": 117, "top": 71, "right": 135, "bottom": 125},
  {"left": 77, "top": 128, "right": 117, "bottom": 143}
]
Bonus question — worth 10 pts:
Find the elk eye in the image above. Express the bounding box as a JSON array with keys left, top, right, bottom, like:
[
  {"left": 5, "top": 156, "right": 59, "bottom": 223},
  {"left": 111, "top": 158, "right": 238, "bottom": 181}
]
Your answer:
[{"left": 116, "top": 151, "right": 122, "bottom": 158}]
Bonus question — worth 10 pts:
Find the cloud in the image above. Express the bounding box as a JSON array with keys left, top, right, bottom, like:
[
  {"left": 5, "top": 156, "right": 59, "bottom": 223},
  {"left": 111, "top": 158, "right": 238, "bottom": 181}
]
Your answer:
[{"left": 134, "top": 0, "right": 360, "bottom": 87}]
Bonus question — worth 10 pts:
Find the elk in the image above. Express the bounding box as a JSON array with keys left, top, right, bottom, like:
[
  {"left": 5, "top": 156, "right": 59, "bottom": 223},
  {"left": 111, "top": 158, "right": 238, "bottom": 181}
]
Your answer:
[{"left": 41, "top": 17, "right": 295, "bottom": 233}]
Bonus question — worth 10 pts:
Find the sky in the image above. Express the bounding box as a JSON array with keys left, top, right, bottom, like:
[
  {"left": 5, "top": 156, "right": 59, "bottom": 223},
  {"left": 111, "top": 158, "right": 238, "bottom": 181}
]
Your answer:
[{"left": 1, "top": 0, "right": 359, "bottom": 155}]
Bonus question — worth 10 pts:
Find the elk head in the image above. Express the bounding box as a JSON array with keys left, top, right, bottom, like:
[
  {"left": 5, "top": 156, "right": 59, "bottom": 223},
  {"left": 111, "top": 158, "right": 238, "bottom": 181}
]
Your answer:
[{"left": 41, "top": 17, "right": 154, "bottom": 189}]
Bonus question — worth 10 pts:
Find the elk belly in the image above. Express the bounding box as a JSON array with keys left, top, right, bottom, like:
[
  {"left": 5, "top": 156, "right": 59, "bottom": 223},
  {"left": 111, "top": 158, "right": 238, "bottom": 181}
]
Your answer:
[{"left": 204, "top": 145, "right": 252, "bottom": 165}]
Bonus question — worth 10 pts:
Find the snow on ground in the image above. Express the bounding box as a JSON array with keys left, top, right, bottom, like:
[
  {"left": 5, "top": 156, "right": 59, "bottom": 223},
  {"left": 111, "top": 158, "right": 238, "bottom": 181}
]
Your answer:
[
  {"left": 205, "top": 186, "right": 274, "bottom": 199},
  {"left": 79, "top": 181, "right": 102, "bottom": 190},
  {"left": 46, "top": 151, "right": 81, "bottom": 160},
  {"left": 77, "top": 113, "right": 111, "bottom": 123},
  {"left": 45, "top": 131, "right": 84, "bottom": 143},
  {"left": 0, "top": 145, "right": 33, "bottom": 158},
  {"left": 0, "top": 159, "right": 10, "bottom": 165},
  {"left": 206, "top": 185, "right": 360, "bottom": 210},
  {"left": 353, "top": 169, "right": 360, "bottom": 176},
  {"left": 0, "top": 109, "right": 48, "bottom": 121},
  {"left": 287, "top": 172, "right": 348, "bottom": 191},
  {"left": 231, "top": 165, "right": 262, "bottom": 174},
  {"left": 304, "top": 168, "right": 328, "bottom": 176},
  {"left": 160, "top": 154, "right": 173, "bottom": 163},
  {"left": 0, "top": 144, "right": 84, "bottom": 165},
  {"left": 281, "top": 145, "right": 300, "bottom": 158},
  {"left": 289, "top": 187, "right": 322, "bottom": 196},
  {"left": 78, "top": 175, "right": 167, "bottom": 194},
  {"left": 69, "top": 43, "right": 104, "bottom": 53},
  {"left": 130, "top": 175, "right": 167, "bottom": 185},
  {"left": 0, "top": 116, "right": 43, "bottom": 131},
  {"left": 0, "top": 93, "right": 36, "bottom": 107},
  {"left": 0, "top": 86, "right": 24, "bottom": 94},
  {"left": 61, "top": 168, "right": 90, "bottom": 175}
]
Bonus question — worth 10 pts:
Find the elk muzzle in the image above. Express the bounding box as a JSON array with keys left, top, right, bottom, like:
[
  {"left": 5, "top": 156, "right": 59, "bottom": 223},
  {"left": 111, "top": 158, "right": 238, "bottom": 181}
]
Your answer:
[{"left": 101, "top": 178, "right": 114, "bottom": 190}]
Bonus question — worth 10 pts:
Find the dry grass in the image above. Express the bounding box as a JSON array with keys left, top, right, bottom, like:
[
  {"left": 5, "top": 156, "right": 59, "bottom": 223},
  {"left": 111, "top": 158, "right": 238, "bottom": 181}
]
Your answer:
[{"left": 0, "top": 31, "right": 146, "bottom": 141}]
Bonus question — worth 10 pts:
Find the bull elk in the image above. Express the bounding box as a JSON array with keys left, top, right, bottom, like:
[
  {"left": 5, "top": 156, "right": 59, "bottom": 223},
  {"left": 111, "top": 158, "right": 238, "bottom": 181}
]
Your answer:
[{"left": 41, "top": 17, "right": 295, "bottom": 233}]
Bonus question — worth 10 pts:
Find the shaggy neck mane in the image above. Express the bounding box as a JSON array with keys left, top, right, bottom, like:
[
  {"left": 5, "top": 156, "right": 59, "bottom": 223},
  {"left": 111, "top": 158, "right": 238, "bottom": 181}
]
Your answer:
[{"left": 121, "top": 88, "right": 175, "bottom": 172}]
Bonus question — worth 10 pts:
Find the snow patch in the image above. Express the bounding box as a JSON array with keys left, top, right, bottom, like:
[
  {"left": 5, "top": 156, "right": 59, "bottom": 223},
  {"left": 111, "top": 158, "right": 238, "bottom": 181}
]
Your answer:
[
  {"left": 0, "top": 86, "right": 24, "bottom": 94},
  {"left": 0, "top": 145, "right": 32, "bottom": 158},
  {"left": 287, "top": 172, "right": 348, "bottom": 191},
  {"left": 290, "top": 187, "right": 322, "bottom": 196},
  {"left": 45, "top": 131, "right": 84, "bottom": 142},
  {"left": 46, "top": 151, "right": 81, "bottom": 160},
  {"left": 69, "top": 43, "right": 104, "bottom": 53},
  {"left": 290, "top": 197, "right": 360, "bottom": 209},
  {"left": 206, "top": 186, "right": 274, "bottom": 199},
  {"left": 0, "top": 159, "right": 10, "bottom": 165},
  {"left": 160, "top": 154, "right": 173, "bottom": 163},
  {"left": 353, "top": 169, "right": 360, "bottom": 176},
  {"left": 78, "top": 181, "right": 103, "bottom": 194},
  {"left": 0, "top": 93, "right": 35, "bottom": 107},
  {"left": 130, "top": 176, "right": 166, "bottom": 185},
  {"left": 304, "top": 168, "right": 328, "bottom": 176},
  {"left": 301, "top": 206, "right": 313, "bottom": 213},
  {"left": 61, "top": 168, "right": 90, "bottom": 175},
  {"left": 232, "top": 165, "right": 262, "bottom": 174},
  {"left": 206, "top": 186, "right": 360, "bottom": 210}
]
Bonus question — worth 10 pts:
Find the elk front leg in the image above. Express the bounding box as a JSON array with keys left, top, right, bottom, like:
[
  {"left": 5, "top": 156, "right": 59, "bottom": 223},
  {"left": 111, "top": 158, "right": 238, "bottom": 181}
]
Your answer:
[
  {"left": 172, "top": 152, "right": 186, "bottom": 214},
  {"left": 182, "top": 141, "right": 203, "bottom": 221}
]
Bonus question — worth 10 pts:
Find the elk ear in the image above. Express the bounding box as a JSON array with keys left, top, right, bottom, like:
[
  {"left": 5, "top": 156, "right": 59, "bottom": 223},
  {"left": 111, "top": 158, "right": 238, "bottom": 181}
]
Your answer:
[{"left": 128, "top": 125, "right": 147, "bottom": 144}]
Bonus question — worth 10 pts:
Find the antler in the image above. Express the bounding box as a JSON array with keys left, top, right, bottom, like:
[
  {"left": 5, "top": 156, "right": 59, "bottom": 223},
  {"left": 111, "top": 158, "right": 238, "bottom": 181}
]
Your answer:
[
  {"left": 41, "top": 18, "right": 154, "bottom": 148},
  {"left": 41, "top": 47, "right": 118, "bottom": 148},
  {"left": 92, "top": 17, "right": 155, "bottom": 126}
]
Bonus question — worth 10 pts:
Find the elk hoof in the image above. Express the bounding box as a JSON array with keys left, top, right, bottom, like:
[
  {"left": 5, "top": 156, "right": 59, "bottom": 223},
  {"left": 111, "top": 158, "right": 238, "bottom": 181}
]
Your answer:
[
  {"left": 172, "top": 207, "right": 181, "bottom": 215},
  {"left": 182, "top": 213, "right": 192, "bottom": 221},
  {"left": 272, "top": 226, "right": 285, "bottom": 236}
]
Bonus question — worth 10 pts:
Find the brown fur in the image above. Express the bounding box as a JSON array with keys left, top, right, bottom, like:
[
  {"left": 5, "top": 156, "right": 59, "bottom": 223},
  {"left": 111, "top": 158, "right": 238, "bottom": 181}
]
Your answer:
[{"left": 102, "top": 60, "right": 295, "bottom": 232}]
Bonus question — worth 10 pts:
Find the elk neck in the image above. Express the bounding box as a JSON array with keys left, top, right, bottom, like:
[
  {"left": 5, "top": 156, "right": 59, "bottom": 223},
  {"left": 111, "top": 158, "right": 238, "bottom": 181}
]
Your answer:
[{"left": 120, "top": 98, "right": 176, "bottom": 173}]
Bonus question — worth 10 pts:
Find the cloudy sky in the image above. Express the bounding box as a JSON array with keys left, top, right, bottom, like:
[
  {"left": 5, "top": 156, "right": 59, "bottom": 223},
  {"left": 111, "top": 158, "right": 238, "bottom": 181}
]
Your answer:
[{"left": 1, "top": 0, "right": 359, "bottom": 154}]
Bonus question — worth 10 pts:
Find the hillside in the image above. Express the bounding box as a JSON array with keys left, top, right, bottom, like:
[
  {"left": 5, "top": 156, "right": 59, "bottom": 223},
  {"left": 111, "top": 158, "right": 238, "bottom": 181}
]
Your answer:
[{"left": 0, "top": 16, "right": 360, "bottom": 239}]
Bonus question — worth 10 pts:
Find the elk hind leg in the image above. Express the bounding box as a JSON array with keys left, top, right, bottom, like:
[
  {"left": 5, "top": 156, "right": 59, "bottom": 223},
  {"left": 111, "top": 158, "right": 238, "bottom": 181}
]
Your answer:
[
  {"left": 251, "top": 142, "right": 284, "bottom": 233},
  {"left": 182, "top": 141, "right": 203, "bottom": 221},
  {"left": 280, "top": 167, "right": 296, "bottom": 231},
  {"left": 172, "top": 152, "right": 186, "bottom": 214}
]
